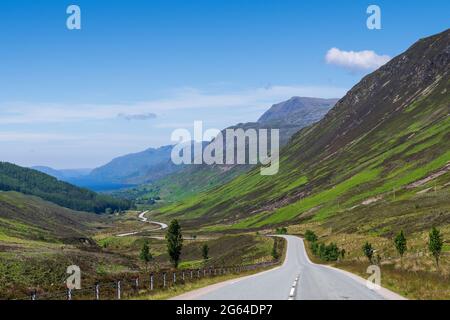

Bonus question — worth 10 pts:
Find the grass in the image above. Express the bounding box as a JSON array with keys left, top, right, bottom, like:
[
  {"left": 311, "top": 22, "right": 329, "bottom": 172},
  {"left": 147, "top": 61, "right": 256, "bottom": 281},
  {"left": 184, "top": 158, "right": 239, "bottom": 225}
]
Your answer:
[
  {"left": 337, "top": 261, "right": 450, "bottom": 300},
  {"left": 259, "top": 169, "right": 381, "bottom": 225}
]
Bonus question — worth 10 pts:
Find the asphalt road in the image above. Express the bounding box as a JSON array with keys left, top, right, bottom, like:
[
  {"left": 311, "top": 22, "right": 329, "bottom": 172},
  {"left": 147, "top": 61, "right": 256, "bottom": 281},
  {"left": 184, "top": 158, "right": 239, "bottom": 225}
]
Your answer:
[
  {"left": 117, "top": 211, "right": 168, "bottom": 237},
  {"left": 174, "top": 235, "right": 403, "bottom": 300}
]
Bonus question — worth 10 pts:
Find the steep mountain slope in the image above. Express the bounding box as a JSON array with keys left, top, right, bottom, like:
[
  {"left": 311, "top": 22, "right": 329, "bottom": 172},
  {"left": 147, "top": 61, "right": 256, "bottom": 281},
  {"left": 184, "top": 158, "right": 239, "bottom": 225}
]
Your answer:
[
  {"left": 0, "top": 162, "right": 131, "bottom": 213},
  {"left": 156, "top": 29, "right": 450, "bottom": 231},
  {"left": 116, "top": 97, "right": 337, "bottom": 204}
]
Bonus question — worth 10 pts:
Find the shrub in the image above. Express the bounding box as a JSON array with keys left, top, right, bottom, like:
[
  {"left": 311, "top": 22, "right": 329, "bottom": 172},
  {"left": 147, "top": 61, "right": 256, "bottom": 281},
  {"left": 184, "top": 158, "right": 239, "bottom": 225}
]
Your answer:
[
  {"left": 202, "top": 244, "right": 209, "bottom": 262},
  {"left": 305, "top": 230, "right": 318, "bottom": 242},
  {"left": 275, "top": 227, "right": 288, "bottom": 235},
  {"left": 271, "top": 239, "right": 280, "bottom": 260},
  {"left": 362, "top": 242, "right": 374, "bottom": 264},
  {"left": 310, "top": 241, "right": 341, "bottom": 262}
]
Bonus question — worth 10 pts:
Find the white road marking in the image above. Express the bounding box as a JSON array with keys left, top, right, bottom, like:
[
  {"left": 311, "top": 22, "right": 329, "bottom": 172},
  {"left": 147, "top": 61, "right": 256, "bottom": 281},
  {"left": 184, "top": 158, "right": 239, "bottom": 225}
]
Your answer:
[{"left": 288, "top": 273, "right": 300, "bottom": 300}]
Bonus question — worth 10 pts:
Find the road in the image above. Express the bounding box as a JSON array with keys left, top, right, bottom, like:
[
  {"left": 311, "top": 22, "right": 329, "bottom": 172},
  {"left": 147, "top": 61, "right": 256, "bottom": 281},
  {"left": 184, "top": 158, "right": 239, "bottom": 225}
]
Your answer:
[
  {"left": 173, "top": 235, "right": 404, "bottom": 300},
  {"left": 116, "top": 211, "right": 168, "bottom": 237}
]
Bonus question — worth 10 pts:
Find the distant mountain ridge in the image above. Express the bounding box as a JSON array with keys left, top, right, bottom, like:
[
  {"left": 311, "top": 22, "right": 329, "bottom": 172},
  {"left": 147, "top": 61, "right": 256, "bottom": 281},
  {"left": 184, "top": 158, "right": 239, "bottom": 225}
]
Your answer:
[
  {"left": 87, "top": 145, "right": 178, "bottom": 185},
  {"left": 0, "top": 162, "right": 131, "bottom": 213},
  {"left": 32, "top": 166, "right": 92, "bottom": 180}
]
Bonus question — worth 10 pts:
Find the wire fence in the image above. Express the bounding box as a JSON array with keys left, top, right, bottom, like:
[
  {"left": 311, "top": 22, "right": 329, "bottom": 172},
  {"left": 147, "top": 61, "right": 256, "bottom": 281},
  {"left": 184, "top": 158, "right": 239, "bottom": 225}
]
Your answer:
[{"left": 17, "top": 260, "right": 279, "bottom": 300}]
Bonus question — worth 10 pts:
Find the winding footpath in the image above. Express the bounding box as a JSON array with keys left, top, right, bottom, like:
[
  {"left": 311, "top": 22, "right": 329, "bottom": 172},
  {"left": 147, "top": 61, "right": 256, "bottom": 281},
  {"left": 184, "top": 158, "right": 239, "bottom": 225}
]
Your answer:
[{"left": 173, "top": 235, "right": 405, "bottom": 300}]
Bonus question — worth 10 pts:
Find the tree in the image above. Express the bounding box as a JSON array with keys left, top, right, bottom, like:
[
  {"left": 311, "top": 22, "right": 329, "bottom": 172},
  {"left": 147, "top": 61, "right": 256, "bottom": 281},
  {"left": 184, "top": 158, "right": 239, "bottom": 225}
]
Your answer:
[
  {"left": 319, "top": 243, "right": 340, "bottom": 261},
  {"left": 139, "top": 240, "right": 153, "bottom": 271},
  {"left": 271, "top": 239, "right": 279, "bottom": 260},
  {"left": 202, "top": 244, "right": 209, "bottom": 262},
  {"left": 428, "top": 227, "right": 443, "bottom": 269},
  {"left": 362, "top": 242, "right": 374, "bottom": 264},
  {"left": 310, "top": 241, "right": 319, "bottom": 255},
  {"left": 394, "top": 230, "right": 407, "bottom": 266},
  {"left": 166, "top": 219, "right": 183, "bottom": 268},
  {"left": 305, "top": 230, "right": 318, "bottom": 242}
]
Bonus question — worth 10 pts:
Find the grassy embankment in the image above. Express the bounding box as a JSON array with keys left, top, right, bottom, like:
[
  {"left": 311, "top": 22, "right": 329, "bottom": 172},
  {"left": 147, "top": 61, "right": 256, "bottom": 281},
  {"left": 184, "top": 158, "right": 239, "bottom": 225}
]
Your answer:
[{"left": 293, "top": 213, "right": 450, "bottom": 300}]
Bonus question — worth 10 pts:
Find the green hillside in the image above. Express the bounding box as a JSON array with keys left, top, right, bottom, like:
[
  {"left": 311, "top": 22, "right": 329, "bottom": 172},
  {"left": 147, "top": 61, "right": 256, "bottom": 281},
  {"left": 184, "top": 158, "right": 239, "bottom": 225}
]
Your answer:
[
  {"left": 0, "top": 162, "right": 131, "bottom": 214},
  {"left": 155, "top": 29, "right": 450, "bottom": 231},
  {"left": 0, "top": 191, "right": 102, "bottom": 244}
]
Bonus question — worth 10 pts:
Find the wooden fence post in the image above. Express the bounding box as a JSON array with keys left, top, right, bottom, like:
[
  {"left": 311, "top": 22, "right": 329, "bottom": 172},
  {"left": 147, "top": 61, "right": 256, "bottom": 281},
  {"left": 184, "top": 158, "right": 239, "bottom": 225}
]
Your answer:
[
  {"left": 117, "top": 281, "right": 121, "bottom": 300},
  {"left": 150, "top": 274, "right": 154, "bottom": 291},
  {"left": 95, "top": 283, "right": 100, "bottom": 300},
  {"left": 135, "top": 278, "right": 139, "bottom": 294}
]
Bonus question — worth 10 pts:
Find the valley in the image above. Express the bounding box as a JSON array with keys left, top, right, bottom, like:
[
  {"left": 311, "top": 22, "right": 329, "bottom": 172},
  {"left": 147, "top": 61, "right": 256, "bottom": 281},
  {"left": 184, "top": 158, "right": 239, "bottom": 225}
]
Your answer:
[{"left": 0, "top": 28, "right": 449, "bottom": 300}]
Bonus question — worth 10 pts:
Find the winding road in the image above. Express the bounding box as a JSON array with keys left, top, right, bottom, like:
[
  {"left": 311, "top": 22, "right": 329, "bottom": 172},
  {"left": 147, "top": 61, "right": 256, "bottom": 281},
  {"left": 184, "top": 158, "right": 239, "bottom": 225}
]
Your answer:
[
  {"left": 173, "top": 235, "right": 405, "bottom": 300},
  {"left": 116, "top": 211, "right": 168, "bottom": 237}
]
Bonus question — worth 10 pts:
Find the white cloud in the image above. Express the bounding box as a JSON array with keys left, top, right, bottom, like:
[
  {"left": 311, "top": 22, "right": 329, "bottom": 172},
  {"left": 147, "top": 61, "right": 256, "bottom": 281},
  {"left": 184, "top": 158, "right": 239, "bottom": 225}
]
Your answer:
[
  {"left": 325, "top": 48, "right": 391, "bottom": 71},
  {"left": 0, "top": 85, "right": 347, "bottom": 125},
  {"left": 117, "top": 112, "right": 157, "bottom": 121}
]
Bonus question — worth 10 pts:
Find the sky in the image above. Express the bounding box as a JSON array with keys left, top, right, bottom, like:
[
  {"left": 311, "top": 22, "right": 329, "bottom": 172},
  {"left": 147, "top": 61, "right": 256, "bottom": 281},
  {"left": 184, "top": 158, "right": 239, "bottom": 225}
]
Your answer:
[{"left": 0, "top": 0, "right": 448, "bottom": 169}]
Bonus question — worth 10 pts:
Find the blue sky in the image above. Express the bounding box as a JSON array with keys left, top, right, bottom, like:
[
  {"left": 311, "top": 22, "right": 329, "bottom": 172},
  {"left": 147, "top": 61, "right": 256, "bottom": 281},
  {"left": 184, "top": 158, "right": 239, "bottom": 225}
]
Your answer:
[{"left": 0, "top": 0, "right": 448, "bottom": 168}]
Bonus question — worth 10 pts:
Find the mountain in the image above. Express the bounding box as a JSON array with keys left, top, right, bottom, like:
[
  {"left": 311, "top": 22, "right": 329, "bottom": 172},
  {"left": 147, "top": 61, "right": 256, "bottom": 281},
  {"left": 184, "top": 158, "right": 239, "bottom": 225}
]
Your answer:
[
  {"left": 83, "top": 145, "right": 179, "bottom": 186},
  {"left": 258, "top": 97, "right": 339, "bottom": 126},
  {"left": 114, "top": 97, "right": 337, "bottom": 204},
  {"left": 32, "top": 166, "right": 92, "bottom": 180},
  {"left": 0, "top": 162, "right": 131, "bottom": 213},
  {"left": 155, "top": 29, "right": 450, "bottom": 231},
  {"left": 225, "top": 97, "right": 338, "bottom": 147}
]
